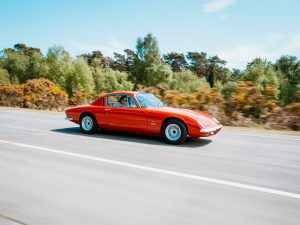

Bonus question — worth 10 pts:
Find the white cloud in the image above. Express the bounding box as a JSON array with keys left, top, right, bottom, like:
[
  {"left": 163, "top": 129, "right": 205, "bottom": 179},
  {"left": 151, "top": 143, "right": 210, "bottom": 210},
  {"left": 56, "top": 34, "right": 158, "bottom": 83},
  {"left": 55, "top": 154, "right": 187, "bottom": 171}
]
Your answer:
[
  {"left": 217, "top": 32, "right": 300, "bottom": 69},
  {"left": 217, "top": 13, "right": 228, "bottom": 20},
  {"left": 285, "top": 32, "right": 300, "bottom": 50},
  {"left": 218, "top": 44, "right": 276, "bottom": 69},
  {"left": 203, "top": 0, "right": 235, "bottom": 13},
  {"left": 70, "top": 38, "right": 128, "bottom": 57},
  {"left": 266, "top": 34, "right": 285, "bottom": 43}
]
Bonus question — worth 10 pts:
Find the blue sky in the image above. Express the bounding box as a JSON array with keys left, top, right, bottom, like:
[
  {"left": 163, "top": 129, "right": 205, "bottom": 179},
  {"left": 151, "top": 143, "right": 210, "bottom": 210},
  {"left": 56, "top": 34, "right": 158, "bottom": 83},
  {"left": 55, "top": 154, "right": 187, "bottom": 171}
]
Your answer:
[{"left": 1, "top": 0, "right": 299, "bottom": 69}]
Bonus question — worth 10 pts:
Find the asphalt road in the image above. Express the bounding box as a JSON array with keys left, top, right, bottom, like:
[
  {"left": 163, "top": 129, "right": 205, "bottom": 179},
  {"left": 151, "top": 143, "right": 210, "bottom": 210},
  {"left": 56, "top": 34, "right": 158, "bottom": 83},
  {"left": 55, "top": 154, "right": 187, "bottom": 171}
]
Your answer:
[{"left": 0, "top": 108, "right": 299, "bottom": 225}]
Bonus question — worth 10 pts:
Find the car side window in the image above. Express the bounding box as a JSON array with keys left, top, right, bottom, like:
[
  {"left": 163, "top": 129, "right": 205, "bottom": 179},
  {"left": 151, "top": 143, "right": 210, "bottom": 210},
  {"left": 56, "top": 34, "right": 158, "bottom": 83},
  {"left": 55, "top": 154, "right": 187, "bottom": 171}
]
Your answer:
[
  {"left": 106, "top": 95, "right": 137, "bottom": 108},
  {"left": 106, "top": 95, "right": 121, "bottom": 107},
  {"left": 127, "top": 96, "right": 137, "bottom": 108}
]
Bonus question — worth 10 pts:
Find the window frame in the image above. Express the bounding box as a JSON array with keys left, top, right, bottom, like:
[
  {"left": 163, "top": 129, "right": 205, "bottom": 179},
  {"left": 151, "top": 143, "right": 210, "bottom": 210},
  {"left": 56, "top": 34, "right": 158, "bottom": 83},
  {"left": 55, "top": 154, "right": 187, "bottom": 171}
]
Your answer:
[{"left": 106, "top": 94, "right": 139, "bottom": 108}]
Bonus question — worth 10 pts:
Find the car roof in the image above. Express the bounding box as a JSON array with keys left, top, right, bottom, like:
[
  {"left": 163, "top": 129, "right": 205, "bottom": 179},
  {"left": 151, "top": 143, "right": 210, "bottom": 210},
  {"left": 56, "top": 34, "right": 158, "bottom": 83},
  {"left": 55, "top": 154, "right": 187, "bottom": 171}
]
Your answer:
[{"left": 109, "top": 91, "right": 144, "bottom": 95}]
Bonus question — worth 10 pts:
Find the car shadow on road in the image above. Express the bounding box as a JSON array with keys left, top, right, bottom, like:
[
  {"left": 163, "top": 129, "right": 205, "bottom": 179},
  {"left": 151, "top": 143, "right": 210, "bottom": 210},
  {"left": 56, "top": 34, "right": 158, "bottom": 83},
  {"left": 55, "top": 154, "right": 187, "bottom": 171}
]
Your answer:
[{"left": 51, "top": 127, "right": 212, "bottom": 148}]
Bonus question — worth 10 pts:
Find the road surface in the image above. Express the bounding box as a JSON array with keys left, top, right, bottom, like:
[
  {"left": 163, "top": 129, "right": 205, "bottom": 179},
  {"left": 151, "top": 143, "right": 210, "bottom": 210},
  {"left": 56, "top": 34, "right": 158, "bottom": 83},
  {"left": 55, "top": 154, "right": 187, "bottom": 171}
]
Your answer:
[{"left": 0, "top": 108, "right": 299, "bottom": 225}]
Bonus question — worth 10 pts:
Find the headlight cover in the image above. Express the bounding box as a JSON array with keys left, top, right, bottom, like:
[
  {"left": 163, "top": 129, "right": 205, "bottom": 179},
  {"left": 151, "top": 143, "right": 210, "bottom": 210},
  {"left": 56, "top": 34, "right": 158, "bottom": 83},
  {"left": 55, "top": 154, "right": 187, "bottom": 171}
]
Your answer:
[
  {"left": 212, "top": 117, "right": 219, "bottom": 124},
  {"left": 198, "top": 120, "right": 205, "bottom": 127}
]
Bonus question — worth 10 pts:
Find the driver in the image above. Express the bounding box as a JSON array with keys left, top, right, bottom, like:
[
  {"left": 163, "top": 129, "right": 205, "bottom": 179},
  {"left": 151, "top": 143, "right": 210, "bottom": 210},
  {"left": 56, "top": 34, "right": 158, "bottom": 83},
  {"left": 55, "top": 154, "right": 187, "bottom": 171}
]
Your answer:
[{"left": 119, "top": 95, "right": 128, "bottom": 107}]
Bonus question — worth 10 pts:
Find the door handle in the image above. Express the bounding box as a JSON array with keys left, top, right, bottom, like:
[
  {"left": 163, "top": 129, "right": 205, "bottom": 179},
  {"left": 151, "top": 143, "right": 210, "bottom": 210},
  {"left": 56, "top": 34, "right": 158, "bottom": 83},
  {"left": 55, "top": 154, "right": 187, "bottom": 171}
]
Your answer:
[{"left": 104, "top": 108, "right": 111, "bottom": 111}]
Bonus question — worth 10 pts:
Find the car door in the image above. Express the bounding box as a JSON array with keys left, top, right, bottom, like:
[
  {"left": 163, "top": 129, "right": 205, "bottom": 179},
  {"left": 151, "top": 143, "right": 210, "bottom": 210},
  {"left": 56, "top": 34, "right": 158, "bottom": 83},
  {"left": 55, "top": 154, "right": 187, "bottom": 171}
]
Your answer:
[{"left": 105, "top": 94, "right": 148, "bottom": 131}]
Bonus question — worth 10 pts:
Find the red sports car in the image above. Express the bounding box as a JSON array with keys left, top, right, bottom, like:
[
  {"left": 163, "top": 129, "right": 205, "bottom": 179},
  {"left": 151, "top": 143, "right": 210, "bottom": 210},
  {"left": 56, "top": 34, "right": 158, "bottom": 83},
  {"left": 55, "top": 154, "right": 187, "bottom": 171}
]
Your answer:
[{"left": 65, "top": 91, "right": 222, "bottom": 144}]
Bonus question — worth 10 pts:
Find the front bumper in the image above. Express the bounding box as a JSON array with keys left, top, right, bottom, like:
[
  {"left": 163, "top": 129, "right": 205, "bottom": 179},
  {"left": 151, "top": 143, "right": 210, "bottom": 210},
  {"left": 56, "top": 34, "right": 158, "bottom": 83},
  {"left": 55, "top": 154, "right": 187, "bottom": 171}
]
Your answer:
[
  {"left": 65, "top": 117, "right": 73, "bottom": 121},
  {"left": 200, "top": 125, "right": 222, "bottom": 133}
]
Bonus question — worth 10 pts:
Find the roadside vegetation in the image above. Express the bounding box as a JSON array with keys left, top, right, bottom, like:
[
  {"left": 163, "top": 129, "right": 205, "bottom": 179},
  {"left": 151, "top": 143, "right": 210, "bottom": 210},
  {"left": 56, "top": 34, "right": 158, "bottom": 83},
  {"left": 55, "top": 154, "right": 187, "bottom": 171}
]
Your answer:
[{"left": 0, "top": 34, "right": 299, "bottom": 130}]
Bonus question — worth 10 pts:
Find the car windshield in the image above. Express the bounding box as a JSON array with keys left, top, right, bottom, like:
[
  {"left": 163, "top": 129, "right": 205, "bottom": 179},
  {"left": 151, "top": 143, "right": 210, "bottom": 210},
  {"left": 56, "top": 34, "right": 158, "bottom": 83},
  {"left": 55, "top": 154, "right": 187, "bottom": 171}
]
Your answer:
[{"left": 135, "top": 93, "right": 165, "bottom": 108}]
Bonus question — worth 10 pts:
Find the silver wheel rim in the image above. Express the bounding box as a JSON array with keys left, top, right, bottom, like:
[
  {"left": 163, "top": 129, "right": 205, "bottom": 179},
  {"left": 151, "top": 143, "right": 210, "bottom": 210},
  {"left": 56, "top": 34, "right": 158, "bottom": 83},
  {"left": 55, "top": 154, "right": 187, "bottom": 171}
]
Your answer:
[
  {"left": 82, "top": 116, "right": 93, "bottom": 131},
  {"left": 165, "top": 124, "right": 181, "bottom": 141}
]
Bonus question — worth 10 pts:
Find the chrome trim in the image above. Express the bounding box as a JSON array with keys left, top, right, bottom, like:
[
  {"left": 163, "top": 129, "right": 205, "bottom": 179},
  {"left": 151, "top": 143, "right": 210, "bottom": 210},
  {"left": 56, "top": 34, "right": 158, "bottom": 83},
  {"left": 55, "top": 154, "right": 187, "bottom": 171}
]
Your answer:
[
  {"left": 200, "top": 125, "right": 222, "bottom": 133},
  {"left": 65, "top": 117, "right": 73, "bottom": 121}
]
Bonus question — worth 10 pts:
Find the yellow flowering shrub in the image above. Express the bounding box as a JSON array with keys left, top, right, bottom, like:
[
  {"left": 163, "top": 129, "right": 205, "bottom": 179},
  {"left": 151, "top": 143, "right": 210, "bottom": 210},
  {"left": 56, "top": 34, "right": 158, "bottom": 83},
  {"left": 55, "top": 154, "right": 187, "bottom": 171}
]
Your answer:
[
  {"left": 69, "top": 91, "right": 89, "bottom": 106},
  {"left": 227, "top": 82, "right": 267, "bottom": 118},
  {"left": 22, "top": 79, "right": 68, "bottom": 111},
  {"left": 139, "top": 85, "right": 228, "bottom": 123},
  {"left": 69, "top": 91, "right": 105, "bottom": 106},
  {"left": 0, "top": 83, "right": 24, "bottom": 107},
  {"left": 284, "top": 102, "right": 300, "bottom": 116},
  {"left": 262, "top": 104, "right": 300, "bottom": 130}
]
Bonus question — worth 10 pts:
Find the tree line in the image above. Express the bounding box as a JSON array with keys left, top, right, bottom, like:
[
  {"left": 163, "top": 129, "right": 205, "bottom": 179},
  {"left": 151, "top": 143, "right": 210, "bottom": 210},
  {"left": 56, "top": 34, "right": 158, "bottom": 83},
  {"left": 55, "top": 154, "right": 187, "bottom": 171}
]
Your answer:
[{"left": 0, "top": 33, "right": 299, "bottom": 107}]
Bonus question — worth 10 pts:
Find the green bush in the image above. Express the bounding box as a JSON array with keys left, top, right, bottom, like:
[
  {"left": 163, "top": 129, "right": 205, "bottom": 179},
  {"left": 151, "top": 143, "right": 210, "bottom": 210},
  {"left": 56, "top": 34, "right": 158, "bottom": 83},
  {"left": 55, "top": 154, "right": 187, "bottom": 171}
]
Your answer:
[
  {"left": 170, "top": 69, "right": 209, "bottom": 93},
  {"left": 143, "top": 63, "right": 173, "bottom": 87},
  {"left": 0, "top": 68, "right": 10, "bottom": 84},
  {"left": 221, "top": 82, "right": 238, "bottom": 99}
]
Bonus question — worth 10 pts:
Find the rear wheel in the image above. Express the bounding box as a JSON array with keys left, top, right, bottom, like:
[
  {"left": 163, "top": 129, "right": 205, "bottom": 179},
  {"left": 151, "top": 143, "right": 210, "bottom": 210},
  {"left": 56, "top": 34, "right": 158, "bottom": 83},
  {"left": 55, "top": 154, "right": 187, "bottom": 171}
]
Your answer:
[
  {"left": 80, "top": 114, "right": 98, "bottom": 134},
  {"left": 162, "top": 119, "right": 187, "bottom": 144}
]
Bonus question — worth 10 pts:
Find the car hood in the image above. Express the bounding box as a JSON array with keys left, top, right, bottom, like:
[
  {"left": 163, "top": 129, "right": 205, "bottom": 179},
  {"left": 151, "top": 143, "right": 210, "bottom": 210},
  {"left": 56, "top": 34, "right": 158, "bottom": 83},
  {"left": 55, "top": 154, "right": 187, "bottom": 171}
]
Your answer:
[{"left": 149, "top": 107, "right": 218, "bottom": 127}]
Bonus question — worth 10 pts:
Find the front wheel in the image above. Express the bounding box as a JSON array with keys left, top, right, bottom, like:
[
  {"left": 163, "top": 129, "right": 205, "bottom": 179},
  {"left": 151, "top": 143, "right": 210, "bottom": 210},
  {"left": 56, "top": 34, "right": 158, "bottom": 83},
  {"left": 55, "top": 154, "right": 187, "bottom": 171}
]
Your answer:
[
  {"left": 162, "top": 119, "right": 187, "bottom": 144},
  {"left": 80, "top": 114, "right": 98, "bottom": 134}
]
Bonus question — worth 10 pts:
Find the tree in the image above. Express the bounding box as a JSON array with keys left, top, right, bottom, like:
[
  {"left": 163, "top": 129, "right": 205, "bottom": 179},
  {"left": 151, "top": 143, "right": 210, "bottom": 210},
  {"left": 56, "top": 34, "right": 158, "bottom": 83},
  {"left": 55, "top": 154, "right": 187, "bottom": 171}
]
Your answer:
[
  {"left": 112, "top": 49, "right": 136, "bottom": 73},
  {"left": 14, "top": 43, "right": 42, "bottom": 56},
  {"left": 186, "top": 52, "right": 208, "bottom": 77},
  {"left": 163, "top": 52, "right": 188, "bottom": 72},
  {"left": 275, "top": 55, "right": 300, "bottom": 104},
  {"left": 231, "top": 68, "right": 242, "bottom": 80},
  {"left": 1, "top": 44, "right": 47, "bottom": 83},
  {"left": 2, "top": 48, "right": 29, "bottom": 83},
  {"left": 47, "top": 45, "right": 69, "bottom": 60},
  {"left": 80, "top": 51, "right": 105, "bottom": 68},
  {"left": 242, "top": 58, "right": 279, "bottom": 89},
  {"left": 131, "top": 33, "right": 165, "bottom": 85},
  {"left": 103, "top": 56, "right": 114, "bottom": 68},
  {"left": 93, "top": 68, "right": 133, "bottom": 93},
  {"left": 207, "top": 55, "right": 227, "bottom": 88},
  {"left": 143, "top": 63, "right": 172, "bottom": 87},
  {"left": 246, "top": 57, "right": 272, "bottom": 70},
  {"left": 26, "top": 51, "right": 49, "bottom": 80},
  {"left": 186, "top": 52, "right": 227, "bottom": 87},
  {"left": 46, "top": 46, "right": 73, "bottom": 90},
  {"left": 66, "top": 57, "right": 94, "bottom": 96},
  {"left": 124, "top": 49, "right": 136, "bottom": 73},
  {"left": 113, "top": 52, "right": 127, "bottom": 71},
  {"left": 136, "top": 33, "right": 160, "bottom": 65}
]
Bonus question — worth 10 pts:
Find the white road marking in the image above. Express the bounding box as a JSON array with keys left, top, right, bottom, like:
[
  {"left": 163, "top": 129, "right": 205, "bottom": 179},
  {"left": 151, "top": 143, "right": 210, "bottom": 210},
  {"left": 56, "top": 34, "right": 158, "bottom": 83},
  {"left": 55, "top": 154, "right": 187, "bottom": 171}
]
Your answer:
[
  {"left": 222, "top": 132, "right": 300, "bottom": 141},
  {"left": 1, "top": 139, "right": 299, "bottom": 199}
]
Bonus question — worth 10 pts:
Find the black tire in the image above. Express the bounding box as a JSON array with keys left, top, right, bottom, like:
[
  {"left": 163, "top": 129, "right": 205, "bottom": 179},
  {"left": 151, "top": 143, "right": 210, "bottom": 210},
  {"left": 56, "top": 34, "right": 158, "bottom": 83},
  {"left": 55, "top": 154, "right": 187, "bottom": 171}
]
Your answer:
[
  {"left": 162, "top": 119, "right": 187, "bottom": 144},
  {"left": 80, "top": 113, "right": 98, "bottom": 134}
]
